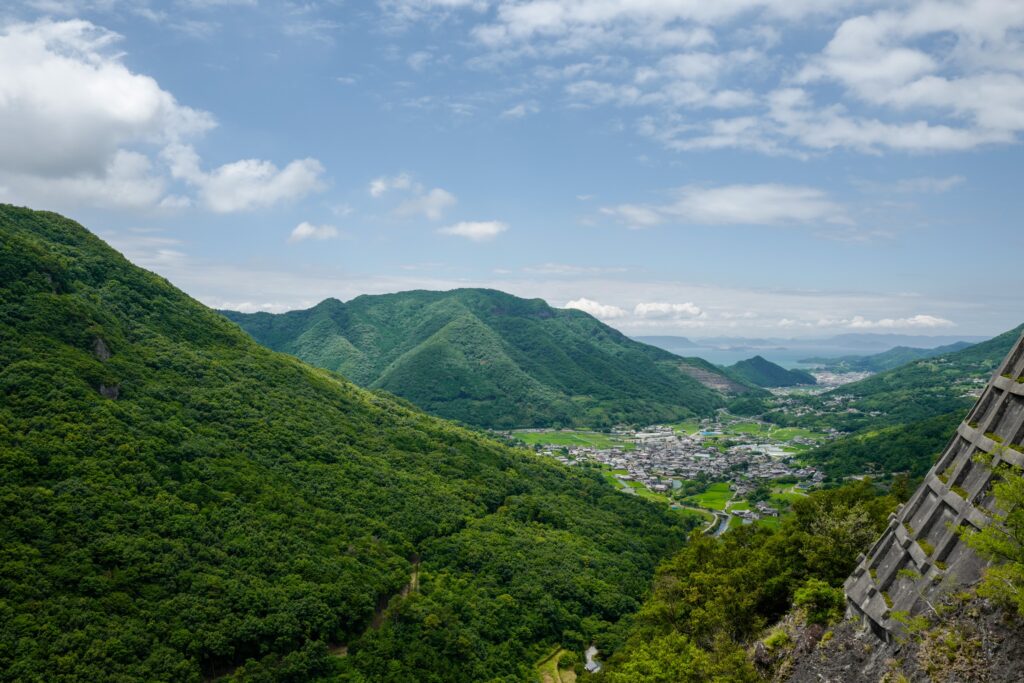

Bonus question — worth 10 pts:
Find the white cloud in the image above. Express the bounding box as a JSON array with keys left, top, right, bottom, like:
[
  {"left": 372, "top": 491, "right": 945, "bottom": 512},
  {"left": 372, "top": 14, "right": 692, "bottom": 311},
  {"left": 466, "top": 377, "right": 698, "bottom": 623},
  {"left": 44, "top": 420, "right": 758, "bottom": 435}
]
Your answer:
[
  {"left": 438, "top": 220, "right": 508, "bottom": 241},
  {"left": 818, "top": 314, "right": 955, "bottom": 329},
  {"left": 0, "top": 19, "right": 327, "bottom": 213},
  {"left": 125, "top": 238, "right": 990, "bottom": 338},
  {"left": 673, "top": 184, "right": 850, "bottom": 225},
  {"left": 288, "top": 222, "right": 339, "bottom": 243},
  {"left": 891, "top": 175, "right": 966, "bottom": 194},
  {"left": 407, "top": 50, "right": 433, "bottom": 71},
  {"left": 521, "top": 263, "right": 627, "bottom": 275},
  {"left": 0, "top": 149, "right": 167, "bottom": 211},
  {"left": 102, "top": 228, "right": 188, "bottom": 271},
  {"left": 0, "top": 20, "right": 214, "bottom": 176},
  {"left": 396, "top": 187, "right": 458, "bottom": 220},
  {"left": 0, "top": 19, "right": 214, "bottom": 210},
  {"left": 467, "top": 0, "right": 846, "bottom": 52},
  {"left": 369, "top": 173, "right": 414, "bottom": 197},
  {"left": 163, "top": 143, "right": 325, "bottom": 213},
  {"left": 599, "top": 203, "right": 663, "bottom": 229},
  {"left": 634, "top": 301, "right": 703, "bottom": 318},
  {"left": 371, "top": 172, "right": 457, "bottom": 220},
  {"left": 215, "top": 301, "right": 292, "bottom": 313},
  {"left": 564, "top": 297, "right": 627, "bottom": 320},
  {"left": 602, "top": 183, "right": 850, "bottom": 229},
  {"left": 397, "top": 0, "right": 1024, "bottom": 155},
  {"left": 501, "top": 102, "right": 540, "bottom": 118}
]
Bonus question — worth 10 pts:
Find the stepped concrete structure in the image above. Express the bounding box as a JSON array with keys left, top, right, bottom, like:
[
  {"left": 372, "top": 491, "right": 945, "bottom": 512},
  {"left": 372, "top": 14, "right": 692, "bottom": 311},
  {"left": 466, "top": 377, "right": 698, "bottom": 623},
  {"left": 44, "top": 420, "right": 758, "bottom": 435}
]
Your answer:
[{"left": 845, "top": 332, "right": 1024, "bottom": 640}]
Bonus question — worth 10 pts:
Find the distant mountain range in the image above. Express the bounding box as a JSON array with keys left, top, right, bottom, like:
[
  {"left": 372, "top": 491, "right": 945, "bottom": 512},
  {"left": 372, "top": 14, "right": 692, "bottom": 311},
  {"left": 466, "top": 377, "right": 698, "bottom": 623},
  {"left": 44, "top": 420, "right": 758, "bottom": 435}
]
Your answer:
[
  {"left": 727, "top": 355, "right": 817, "bottom": 388},
  {"left": 635, "top": 333, "right": 988, "bottom": 367},
  {"left": 223, "top": 290, "right": 757, "bottom": 429},
  {"left": 799, "top": 341, "right": 974, "bottom": 373},
  {"left": 793, "top": 324, "right": 1024, "bottom": 478}
]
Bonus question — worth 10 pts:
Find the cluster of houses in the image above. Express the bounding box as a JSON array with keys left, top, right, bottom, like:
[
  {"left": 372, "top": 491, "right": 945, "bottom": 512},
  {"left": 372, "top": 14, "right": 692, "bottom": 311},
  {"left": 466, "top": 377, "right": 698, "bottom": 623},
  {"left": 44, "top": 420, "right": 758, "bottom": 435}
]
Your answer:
[{"left": 532, "top": 421, "right": 827, "bottom": 514}]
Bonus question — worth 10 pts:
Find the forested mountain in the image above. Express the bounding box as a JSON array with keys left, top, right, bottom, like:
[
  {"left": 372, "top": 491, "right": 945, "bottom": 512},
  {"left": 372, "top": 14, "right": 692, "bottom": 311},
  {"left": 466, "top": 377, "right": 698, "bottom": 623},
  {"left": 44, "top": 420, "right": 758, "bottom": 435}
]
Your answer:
[
  {"left": 786, "top": 324, "right": 1023, "bottom": 479},
  {"left": 726, "top": 356, "right": 817, "bottom": 388},
  {"left": 594, "top": 481, "right": 899, "bottom": 681},
  {"left": 0, "top": 205, "right": 694, "bottom": 682},
  {"left": 224, "top": 291, "right": 755, "bottom": 429},
  {"left": 799, "top": 341, "right": 973, "bottom": 373}
]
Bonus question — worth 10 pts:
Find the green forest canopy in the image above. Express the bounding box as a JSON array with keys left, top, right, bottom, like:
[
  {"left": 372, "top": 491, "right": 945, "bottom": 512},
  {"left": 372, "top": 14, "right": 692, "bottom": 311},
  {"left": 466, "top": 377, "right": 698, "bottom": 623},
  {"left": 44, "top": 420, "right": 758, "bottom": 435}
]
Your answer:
[
  {"left": 222, "top": 291, "right": 758, "bottom": 429},
  {"left": 0, "top": 205, "right": 695, "bottom": 682}
]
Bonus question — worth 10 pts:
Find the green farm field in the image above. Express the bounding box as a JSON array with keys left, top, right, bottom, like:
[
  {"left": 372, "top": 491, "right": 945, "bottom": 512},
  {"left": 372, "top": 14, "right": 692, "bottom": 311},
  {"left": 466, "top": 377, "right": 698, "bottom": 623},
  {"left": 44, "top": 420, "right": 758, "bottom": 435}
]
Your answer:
[
  {"left": 684, "top": 482, "right": 733, "bottom": 510},
  {"left": 514, "top": 430, "right": 636, "bottom": 451}
]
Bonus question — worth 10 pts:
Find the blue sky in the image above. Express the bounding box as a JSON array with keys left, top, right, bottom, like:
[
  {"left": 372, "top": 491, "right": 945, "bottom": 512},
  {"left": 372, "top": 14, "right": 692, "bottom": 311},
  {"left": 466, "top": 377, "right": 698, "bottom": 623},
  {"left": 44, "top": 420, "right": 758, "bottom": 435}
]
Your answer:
[{"left": 2, "top": 0, "right": 1022, "bottom": 338}]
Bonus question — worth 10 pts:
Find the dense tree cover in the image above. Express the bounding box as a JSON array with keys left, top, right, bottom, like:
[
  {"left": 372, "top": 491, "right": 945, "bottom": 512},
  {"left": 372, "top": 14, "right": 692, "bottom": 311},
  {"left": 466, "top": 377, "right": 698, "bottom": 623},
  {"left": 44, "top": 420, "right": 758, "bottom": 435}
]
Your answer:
[
  {"left": 594, "top": 481, "right": 898, "bottom": 681},
  {"left": 0, "top": 206, "right": 694, "bottom": 682},
  {"left": 805, "top": 411, "right": 963, "bottom": 480},
  {"left": 726, "top": 356, "right": 816, "bottom": 388},
  {"left": 800, "top": 341, "right": 973, "bottom": 373},
  {"left": 726, "top": 394, "right": 770, "bottom": 417},
  {"left": 771, "top": 326, "right": 1021, "bottom": 478},
  {"left": 222, "top": 290, "right": 751, "bottom": 429},
  {"left": 962, "top": 453, "right": 1024, "bottom": 619},
  {"left": 773, "top": 324, "right": 1022, "bottom": 435}
]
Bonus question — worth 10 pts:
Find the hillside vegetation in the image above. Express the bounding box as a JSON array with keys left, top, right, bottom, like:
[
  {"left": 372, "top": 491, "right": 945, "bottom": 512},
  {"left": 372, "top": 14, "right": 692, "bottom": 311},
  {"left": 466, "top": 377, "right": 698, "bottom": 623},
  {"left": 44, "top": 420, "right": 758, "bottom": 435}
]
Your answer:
[
  {"left": 0, "top": 205, "right": 693, "bottom": 682},
  {"left": 727, "top": 356, "right": 816, "bottom": 388},
  {"left": 224, "top": 292, "right": 754, "bottom": 429},
  {"left": 593, "top": 481, "right": 898, "bottom": 682},
  {"left": 799, "top": 341, "right": 973, "bottom": 373},
  {"left": 783, "top": 325, "right": 1023, "bottom": 479}
]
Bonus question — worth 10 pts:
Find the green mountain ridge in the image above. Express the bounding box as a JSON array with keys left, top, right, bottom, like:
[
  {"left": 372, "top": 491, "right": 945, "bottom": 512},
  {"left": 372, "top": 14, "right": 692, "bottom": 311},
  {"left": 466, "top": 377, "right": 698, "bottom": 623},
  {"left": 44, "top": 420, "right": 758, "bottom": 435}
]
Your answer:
[
  {"left": 792, "top": 324, "right": 1024, "bottom": 479},
  {"left": 223, "top": 291, "right": 757, "bottom": 429},
  {"left": 798, "top": 341, "right": 974, "bottom": 373},
  {"left": 0, "top": 205, "right": 692, "bottom": 681},
  {"left": 726, "top": 355, "right": 817, "bottom": 388}
]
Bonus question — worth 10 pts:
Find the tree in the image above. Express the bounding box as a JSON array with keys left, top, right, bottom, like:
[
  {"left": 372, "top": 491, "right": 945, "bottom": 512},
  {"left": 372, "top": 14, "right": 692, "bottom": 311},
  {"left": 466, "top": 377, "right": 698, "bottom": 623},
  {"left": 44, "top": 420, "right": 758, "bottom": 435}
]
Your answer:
[{"left": 961, "top": 456, "right": 1024, "bottom": 617}]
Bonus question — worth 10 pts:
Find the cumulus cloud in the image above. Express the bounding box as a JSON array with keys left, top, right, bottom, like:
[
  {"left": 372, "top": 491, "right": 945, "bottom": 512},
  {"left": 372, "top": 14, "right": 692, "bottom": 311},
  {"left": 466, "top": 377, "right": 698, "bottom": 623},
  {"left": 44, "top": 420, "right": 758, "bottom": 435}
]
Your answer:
[
  {"left": 438, "top": 220, "right": 508, "bottom": 241},
  {"left": 288, "top": 222, "right": 339, "bottom": 243},
  {"left": 0, "top": 149, "right": 168, "bottom": 210},
  {"left": 599, "top": 203, "right": 663, "bottom": 229},
  {"left": 163, "top": 144, "right": 325, "bottom": 213},
  {"left": 602, "top": 184, "right": 850, "bottom": 229},
  {"left": 564, "top": 297, "right": 627, "bottom": 320},
  {"left": 370, "top": 172, "right": 457, "bottom": 220},
  {"left": 396, "top": 0, "right": 1024, "bottom": 155},
  {"left": 0, "top": 20, "right": 214, "bottom": 176},
  {"left": 819, "top": 314, "right": 955, "bottom": 329},
  {"left": 369, "top": 173, "right": 414, "bottom": 197},
  {"left": 0, "top": 19, "right": 214, "bottom": 210},
  {"left": 634, "top": 301, "right": 703, "bottom": 318},
  {"left": 0, "top": 19, "right": 327, "bottom": 213},
  {"left": 396, "top": 188, "right": 457, "bottom": 220}
]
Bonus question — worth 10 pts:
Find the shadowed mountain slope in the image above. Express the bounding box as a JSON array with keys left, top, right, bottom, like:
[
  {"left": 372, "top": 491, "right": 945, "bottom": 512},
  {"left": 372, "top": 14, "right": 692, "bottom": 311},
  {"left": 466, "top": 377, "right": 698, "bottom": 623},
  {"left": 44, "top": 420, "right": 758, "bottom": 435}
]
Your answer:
[
  {"left": 727, "top": 355, "right": 817, "bottom": 388},
  {"left": 0, "top": 205, "right": 692, "bottom": 682},
  {"left": 224, "top": 290, "right": 755, "bottom": 429}
]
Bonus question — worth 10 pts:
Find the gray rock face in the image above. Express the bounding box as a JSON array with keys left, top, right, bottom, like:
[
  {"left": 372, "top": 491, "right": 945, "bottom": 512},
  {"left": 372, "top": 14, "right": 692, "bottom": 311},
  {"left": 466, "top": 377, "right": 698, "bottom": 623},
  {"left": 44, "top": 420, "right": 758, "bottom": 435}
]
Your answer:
[
  {"left": 844, "top": 331, "right": 1024, "bottom": 641},
  {"left": 92, "top": 336, "right": 112, "bottom": 361}
]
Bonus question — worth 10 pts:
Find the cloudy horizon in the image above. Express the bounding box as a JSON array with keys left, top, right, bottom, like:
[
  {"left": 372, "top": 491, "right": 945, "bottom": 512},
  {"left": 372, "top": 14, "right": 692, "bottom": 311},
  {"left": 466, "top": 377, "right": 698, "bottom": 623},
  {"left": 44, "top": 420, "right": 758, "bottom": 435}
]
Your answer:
[{"left": 2, "top": 1, "right": 1022, "bottom": 338}]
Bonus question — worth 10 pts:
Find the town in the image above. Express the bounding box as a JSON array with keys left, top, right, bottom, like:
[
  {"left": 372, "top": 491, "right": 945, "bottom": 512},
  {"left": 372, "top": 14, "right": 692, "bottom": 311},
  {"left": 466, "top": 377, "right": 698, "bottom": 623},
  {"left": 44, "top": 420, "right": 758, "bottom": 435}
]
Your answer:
[{"left": 511, "top": 417, "right": 832, "bottom": 531}]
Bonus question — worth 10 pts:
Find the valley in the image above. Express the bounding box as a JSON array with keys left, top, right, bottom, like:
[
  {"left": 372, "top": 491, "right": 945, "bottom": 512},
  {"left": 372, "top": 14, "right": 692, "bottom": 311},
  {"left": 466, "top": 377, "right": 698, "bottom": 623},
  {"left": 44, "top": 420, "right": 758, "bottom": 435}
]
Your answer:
[
  {"left": 5, "top": 1, "right": 1024, "bottom": 680},
  {"left": 3, "top": 204, "right": 1022, "bottom": 682},
  {"left": 511, "top": 414, "right": 828, "bottom": 531}
]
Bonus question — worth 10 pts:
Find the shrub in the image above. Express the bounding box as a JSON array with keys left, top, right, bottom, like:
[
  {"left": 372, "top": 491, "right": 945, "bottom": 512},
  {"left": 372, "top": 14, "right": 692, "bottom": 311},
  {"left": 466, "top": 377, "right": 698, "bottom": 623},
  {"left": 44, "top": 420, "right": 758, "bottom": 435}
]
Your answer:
[
  {"left": 558, "top": 651, "right": 579, "bottom": 669},
  {"left": 794, "top": 578, "right": 845, "bottom": 626},
  {"left": 764, "top": 629, "right": 792, "bottom": 651}
]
